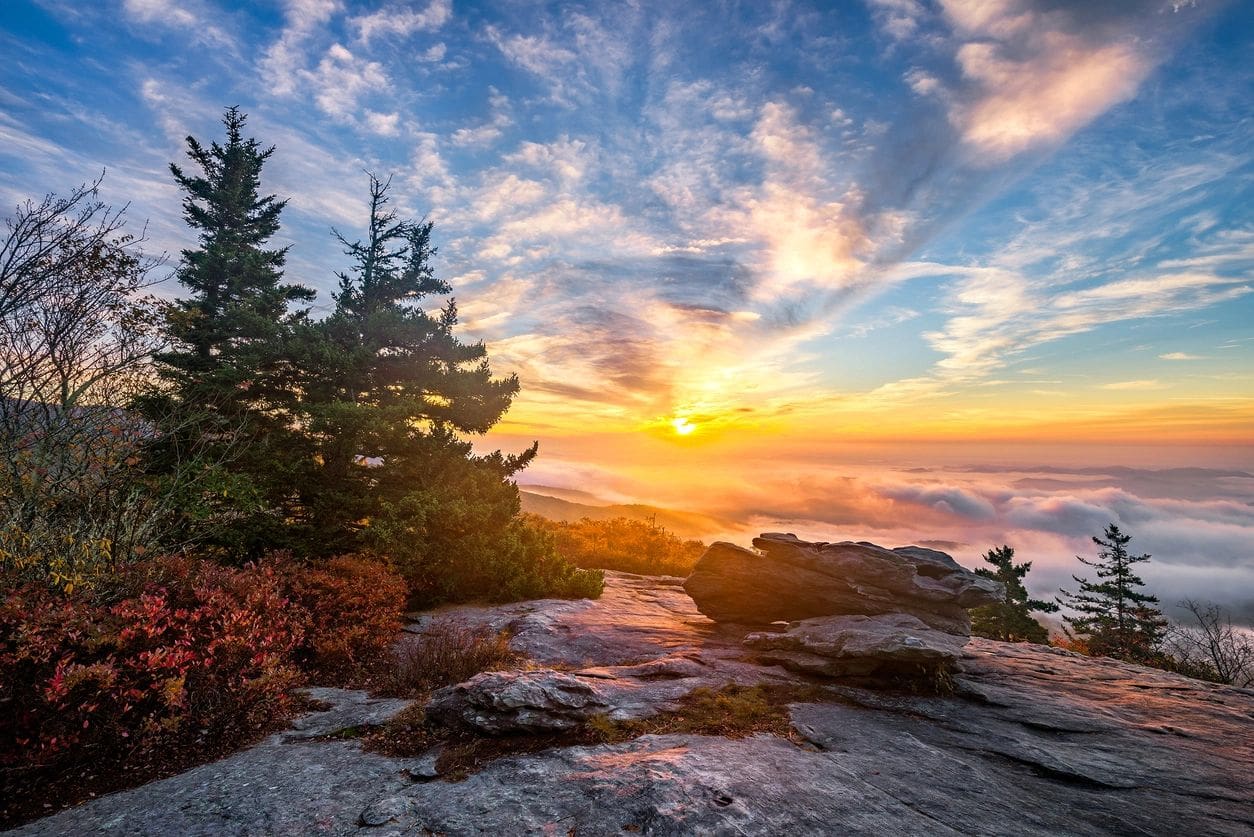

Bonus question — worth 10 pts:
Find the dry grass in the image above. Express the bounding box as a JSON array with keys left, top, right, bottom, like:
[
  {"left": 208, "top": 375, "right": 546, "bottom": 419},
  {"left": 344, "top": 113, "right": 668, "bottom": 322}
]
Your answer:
[
  {"left": 587, "top": 684, "right": 834, "bottom": 743},
  {"left": 376, "top": 618, "right": 519, "bottom": 698},
  {"left": 364, "top": 682, "right": 839, "bottom": 780}
]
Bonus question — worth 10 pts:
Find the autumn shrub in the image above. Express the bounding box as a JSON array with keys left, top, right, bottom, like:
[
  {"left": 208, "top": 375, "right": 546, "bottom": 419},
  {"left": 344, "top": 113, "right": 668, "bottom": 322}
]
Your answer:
[
  {"left": 0, "top": 555, "right": 304, "bottom": 824},
  {"left": 274, "top": 553, "right": 408, "bottom": 682},
  {"left": 525, "top": 514, "right": 706, "bottom": 577}
]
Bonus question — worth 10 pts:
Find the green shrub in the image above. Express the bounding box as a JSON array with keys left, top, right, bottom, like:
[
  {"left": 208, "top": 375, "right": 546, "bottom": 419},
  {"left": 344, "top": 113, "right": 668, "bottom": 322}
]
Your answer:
[
  {"left": 371, "top": 471, "right": 602, "bottom": 607},
  {"left": 525, "top": 514, "right": 706, "bottom": 577}
]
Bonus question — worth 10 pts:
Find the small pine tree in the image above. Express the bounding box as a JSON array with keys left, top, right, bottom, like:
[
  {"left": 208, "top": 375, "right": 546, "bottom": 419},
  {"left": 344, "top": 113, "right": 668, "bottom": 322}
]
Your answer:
[
  {"left": 1057, "top": 523, "right": 1167, "bottom": 664},
  {"left": 142, "top": 107, "right": 313, "bottom": 554},
  {"left": 970, "top": 545, "right": 1058, "bottom": 643}
]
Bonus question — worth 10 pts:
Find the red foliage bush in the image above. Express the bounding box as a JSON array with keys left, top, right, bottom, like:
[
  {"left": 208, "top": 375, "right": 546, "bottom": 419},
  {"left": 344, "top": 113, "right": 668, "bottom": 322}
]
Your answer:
[
  {"left": 274, "top": 553, "right": 408, "bottom": 682},
  {"left": 1, "top": 551, "right": 408, "bottom": 826},
  {"left": 0, "top": 556, "right": 304, "bottom": 777}
]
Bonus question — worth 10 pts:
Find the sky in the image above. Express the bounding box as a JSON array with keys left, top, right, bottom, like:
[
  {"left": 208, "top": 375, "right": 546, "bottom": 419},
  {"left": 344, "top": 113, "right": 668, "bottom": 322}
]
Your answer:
[{"left": 1, "top": 0, "right": 1252, "bottom": 617}]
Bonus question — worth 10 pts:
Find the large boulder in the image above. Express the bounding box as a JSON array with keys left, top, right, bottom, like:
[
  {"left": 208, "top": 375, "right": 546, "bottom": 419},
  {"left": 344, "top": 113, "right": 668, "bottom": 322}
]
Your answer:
[
  {"left": 744, "top": 613, "right": 967, "bottom": 678},
  {"left": 683, "top": 533, "right": 1002, "bottom": 634},
  {"left": 426, "top": 670, "right": 609, "bottom": 735}
]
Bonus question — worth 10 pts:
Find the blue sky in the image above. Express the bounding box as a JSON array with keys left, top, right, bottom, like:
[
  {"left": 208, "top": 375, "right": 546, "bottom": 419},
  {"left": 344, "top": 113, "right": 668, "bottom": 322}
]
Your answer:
[
  {"left": 2, "top": 0, "right": 1254, "bottom": 615},
  {"left": 1, "top": 0, "right": 1250, "bottom": 442}
]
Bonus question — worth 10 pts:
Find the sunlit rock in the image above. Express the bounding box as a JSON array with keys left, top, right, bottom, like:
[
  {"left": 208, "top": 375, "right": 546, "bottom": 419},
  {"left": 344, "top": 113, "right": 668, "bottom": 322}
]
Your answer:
[
  {"left": 15, "top": 573, "right": 1252, "bottom": 836},
  {"left": 684, "top": 533, "right": 1003, "bottom": 633}
]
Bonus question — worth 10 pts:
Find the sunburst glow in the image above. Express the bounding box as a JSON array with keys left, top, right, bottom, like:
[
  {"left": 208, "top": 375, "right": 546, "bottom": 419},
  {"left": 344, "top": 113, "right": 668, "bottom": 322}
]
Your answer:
[{"left": 672, "top": 417, "right": 697, "bottom": 436}]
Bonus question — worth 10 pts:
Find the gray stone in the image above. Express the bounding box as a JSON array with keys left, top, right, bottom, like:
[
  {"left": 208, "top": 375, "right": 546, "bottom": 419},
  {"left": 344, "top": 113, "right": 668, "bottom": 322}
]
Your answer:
[
  {"left": 684, "top": 533, "right": 1002, "bottom": 632},
  {"left": 426, "top": 670, "right": 611, "bottom": 734},
  {"left": 11, "top": 574, "right": 1252, "bottom": 836},
  {"left": 744, "top": 612, "right": 967, "bottom": 677},
  {"left": 285, "top": 687, "right": 414, "bottom": 740},
  {"left": 402, "top": 748, "right": 442, "bottom": 781},
  {"left": 358, "top": 795, "right": 410, "bottom": 827}
]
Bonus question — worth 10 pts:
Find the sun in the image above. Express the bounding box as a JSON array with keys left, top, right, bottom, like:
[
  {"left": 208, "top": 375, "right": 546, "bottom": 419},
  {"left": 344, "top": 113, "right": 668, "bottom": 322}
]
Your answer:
[{"left": 672, "top": 417, "right": 697, "bottom": 436}]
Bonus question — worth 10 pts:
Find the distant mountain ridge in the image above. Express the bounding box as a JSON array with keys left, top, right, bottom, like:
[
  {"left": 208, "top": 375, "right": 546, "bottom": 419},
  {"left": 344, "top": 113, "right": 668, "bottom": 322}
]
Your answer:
[{"left": 518, "top": 488, "right": 728, "bottom": 541}]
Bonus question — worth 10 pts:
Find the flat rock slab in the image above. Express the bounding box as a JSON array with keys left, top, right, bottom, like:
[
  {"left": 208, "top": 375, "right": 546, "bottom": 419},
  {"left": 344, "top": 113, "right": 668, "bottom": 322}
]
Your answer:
[
  {"left": 744, "top": 612, "right": 967, "bottom": 677},
  {"left": 11, "top": 574, "right": 1253, "bottom": 836},
  {"left": 404, "top": 571, "right": 721, "bottom": 668},
  {"left": 286, "top": 687, "right": 414, "bottom": 740},
  {"left": 10, "top": 689, "right": 416, "bottom": 837}
]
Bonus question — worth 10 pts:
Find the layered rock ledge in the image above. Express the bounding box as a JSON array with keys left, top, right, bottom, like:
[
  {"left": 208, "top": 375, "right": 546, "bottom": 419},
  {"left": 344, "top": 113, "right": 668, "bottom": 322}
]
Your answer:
[
  {"left": 684, "top": 533, "right": 1003, "bottom": 633},
  {"left": 11, "top": 570, "right": 1253, "bottom": 836},
  {"left": 685, "top": 534, "right": 1002, "bottom": 681}
]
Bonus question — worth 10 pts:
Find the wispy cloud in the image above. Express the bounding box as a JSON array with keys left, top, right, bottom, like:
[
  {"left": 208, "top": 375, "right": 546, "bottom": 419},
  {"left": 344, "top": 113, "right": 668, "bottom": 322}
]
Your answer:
[
  {"left": 351, "top": 0, "right": 451, "bottom": 44},
  {"left": 260, "top": 0, "right": 343, "bottom": 97}
]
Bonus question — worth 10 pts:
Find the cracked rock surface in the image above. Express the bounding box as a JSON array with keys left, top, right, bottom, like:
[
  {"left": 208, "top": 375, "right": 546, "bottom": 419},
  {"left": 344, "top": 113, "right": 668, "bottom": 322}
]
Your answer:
[{"left": 11, "top": 570, "right": 1253, "bottom": 836}]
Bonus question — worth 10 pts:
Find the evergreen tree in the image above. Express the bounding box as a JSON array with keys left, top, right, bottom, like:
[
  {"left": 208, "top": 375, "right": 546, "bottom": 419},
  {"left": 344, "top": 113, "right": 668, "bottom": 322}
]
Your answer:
[
  {"left": 142, "top": 107, "right": 313, "bottom": 554},
  {"left": 294, "top": 175, "right": 580, "bottom": 603},
  {"left": 970, "top": 545, "right": 1058, "bottom": 643},
  {"left": 1057, "top": 523, "right": 1167, "bottom": 663}
]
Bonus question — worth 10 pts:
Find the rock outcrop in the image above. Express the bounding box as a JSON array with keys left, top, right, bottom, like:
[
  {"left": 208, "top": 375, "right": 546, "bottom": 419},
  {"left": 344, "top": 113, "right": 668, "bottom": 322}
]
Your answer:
[
  {"left": 684, "top": 533, "right": 1002, "bottom": 680},
  {"left": 684, "top": 533, "right": 1003, "bottom": 633},
  {"left": 12, "top": 571, "right": 1253, "bottom": 836},
  {"left": 426, "top": 670, "right": 610, "bottom": 734},
  {"left": 744, "top": 612, "right": 968, "bottom": 678}
]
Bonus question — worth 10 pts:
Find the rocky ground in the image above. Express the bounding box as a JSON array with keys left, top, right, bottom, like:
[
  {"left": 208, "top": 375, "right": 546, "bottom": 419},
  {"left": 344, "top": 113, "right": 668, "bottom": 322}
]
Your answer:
[{"left": 11, "top": 570, "right": 1254, "bottom": 836}]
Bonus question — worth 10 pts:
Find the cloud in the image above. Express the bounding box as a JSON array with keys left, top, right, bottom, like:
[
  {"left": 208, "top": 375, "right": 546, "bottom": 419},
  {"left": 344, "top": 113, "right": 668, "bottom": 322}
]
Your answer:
[
  {"left": 952, "top": 34, "right": 1149, "bottom": 162},
  {"left": 364, "top": 110, "right": 400, "bottom": 136},
  {"left": 484, "top": 25, "right": 576, "bottom": 82},
  {"left": 863, "top": 1, "right": 1210, "bottom": 164},
  {"left": 482, "top": 10, "right": 636, "bottom": 105},
  {"left": 122, "top": 0, "right": 233, "bottom": 47},
  {"left": 1160, "top": 352, "right": 1206, "bottom": 360},
  {"left": 867, "top": 0, "right": 927, "bottom": 42},
  {"left": 1100, "top": 379, "right": 1165, "bottom": 391},
  {"left": 502, "top": 136, "right": 590, "bottom": 184},
  {"left": 260, "top": 0, "right": 343, "bottom": 97},
  {"left": 351, "top": 0, "right": 451, "bottom": 44},
  {"left": 449, "top": 88, "right": 512, "bottom": 148},
  {"left": 301, "top": 43, "right": 389, "bottom": 122},
  {"left": 878, "top": 482, "right": 998, "bottom": 520}
]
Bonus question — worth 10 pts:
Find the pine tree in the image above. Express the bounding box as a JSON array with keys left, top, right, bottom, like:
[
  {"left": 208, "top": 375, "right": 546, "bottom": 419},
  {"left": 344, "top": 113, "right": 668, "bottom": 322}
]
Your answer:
[
  {"left": 295, "top": 174, "right": 534, "bottom": 559},
  {"left": 290, "top": 175, "right": 601, "bottom": 603},
  {"left": 142, "top": 107, "right": 313, "bottom": 554},
  {"left": 1058, "top": 523, "right": 1167, "bottom": 663},
  {"left": 970, "top": 545, "right": 1058, "bottom": 644}
]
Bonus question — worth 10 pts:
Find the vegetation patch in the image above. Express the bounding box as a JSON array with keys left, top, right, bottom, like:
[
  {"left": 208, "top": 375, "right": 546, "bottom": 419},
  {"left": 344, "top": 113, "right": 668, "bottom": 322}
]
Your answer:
[
  {"left": 365, "top": 683, "right": 840, "bottom": 781},
  {"left": 376, "top": 618, "right": 520, "bottom": 698},
  {"left": 525, "top": 514, "right": 706, "bottom": 577}
]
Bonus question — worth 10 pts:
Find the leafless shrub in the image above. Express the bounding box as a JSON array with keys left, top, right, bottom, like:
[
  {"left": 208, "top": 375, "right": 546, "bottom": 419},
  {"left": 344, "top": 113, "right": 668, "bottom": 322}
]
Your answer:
[
  {"left": 0, "top": 180, "right": 242, "bottom": 590},
  {"left": 379, "top": 619, "right": 517, "bottom": 697},
  {"left": 1163, "top": 599, "right": 1254, "bottom": 688}
]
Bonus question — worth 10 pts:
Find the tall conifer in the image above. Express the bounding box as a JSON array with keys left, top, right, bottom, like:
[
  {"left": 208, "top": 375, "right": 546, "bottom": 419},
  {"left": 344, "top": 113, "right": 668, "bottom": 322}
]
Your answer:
[
  {"left": 1058, "top": 524, "right": 1167, "bottom": 663},
  {"left": 143, "top": 107, "right": 312, "bottom": 554},
  {"left": 296, "top": 174, "right": 533, "bottom": 557}
]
